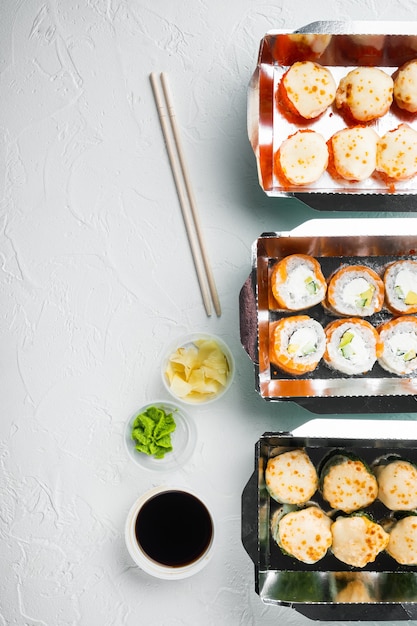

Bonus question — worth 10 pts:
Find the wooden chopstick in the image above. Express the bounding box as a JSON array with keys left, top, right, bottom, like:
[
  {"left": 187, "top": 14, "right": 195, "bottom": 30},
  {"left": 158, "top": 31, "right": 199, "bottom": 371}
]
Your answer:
[{"left": 150, "top": 72, "right": 221, "bottom": 317}]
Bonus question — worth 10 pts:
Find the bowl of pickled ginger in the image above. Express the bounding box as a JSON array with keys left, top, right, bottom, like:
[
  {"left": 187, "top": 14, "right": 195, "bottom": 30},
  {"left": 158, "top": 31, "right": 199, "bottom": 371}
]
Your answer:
[{"left": 161, "top": 333, "right": 235, "bottom": 404}]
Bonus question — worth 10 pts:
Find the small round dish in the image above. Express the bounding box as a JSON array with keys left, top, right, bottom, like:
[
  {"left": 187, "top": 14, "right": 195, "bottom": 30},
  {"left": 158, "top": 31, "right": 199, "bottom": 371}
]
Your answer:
[
  {"left": 161, "top": 332, "right": 235, "bottom": 405},
  {"left": 124, "top": 400, "right": 197, "bottom": 472}
]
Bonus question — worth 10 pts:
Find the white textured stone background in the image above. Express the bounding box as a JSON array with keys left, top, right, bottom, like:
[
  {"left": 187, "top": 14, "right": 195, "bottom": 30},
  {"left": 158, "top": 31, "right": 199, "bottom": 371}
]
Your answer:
[{"left": 3, "top": 1, "right": 417, "bottom": 624}]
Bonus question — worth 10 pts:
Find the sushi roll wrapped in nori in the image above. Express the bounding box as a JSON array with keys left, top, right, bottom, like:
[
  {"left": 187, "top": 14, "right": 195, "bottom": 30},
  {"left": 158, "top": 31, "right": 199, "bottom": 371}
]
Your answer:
[
  {"left": 265, "top": 448, "right": 318, "bottom": 505},
  {"left": 374, "top": 455, "right": 417, "bottom": 510},
  {"left": 323, "top": 317, "right": 379, "bottom": 375},
  {"left": 271, "top": 503, "right": 332, "bottom": 564},
  {"left": 383, "top": 512, "right": 417, "bottom": 565},
  {"left": 326, "top": 264, "right": 384, "bottom": 317},
  {"left": 376, "top": 316, "right": 417, "bottom": 375},
  {"left": 384, "top": 260, "right": 417, "bottom": 315},
  {"left": 270, "top": 254, "right": 327, "bottom": 311},
  {"left": 331, "top": 512, "right": 389, "bottom": 568},
  {"left": 269, "top": 316, "right": 326, "bottom": 375},
  {"left": 319, "top": 450, "right": 378, "bottom": 513}
]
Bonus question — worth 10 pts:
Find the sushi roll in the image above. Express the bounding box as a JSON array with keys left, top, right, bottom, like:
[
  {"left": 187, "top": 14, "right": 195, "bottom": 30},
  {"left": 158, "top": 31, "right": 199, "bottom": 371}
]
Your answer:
[
  {"left": 384, "top": 259, "right": 417, "bottom": 315},
  {"left": 374, "top": 456, "right": 417, "bottom": 510},
  {"left": 376, "top": 124, "right": 417, "bottom": 182},
  {"left": 276, "top": 33, "right": 332, "bottom": 65},
  {"left": 269, "top": 316, "right": 326, "bottom": 376},
  {"left": 271, "top": 504, "right": 332, "bottom": 564},
  {"left": 335, "top": 67, "right": 393, "bottom": 123},
  {"left": 274, "top": 130, "right": 329, "bottom": 187},
  {"left": 265, "top": 449, "right": 318, "bottom": 505},
  {"left": 384, "top": 513, "right": 417, "bottom": 565},
  {"left": 331, "top": 513, "right": 389, "bottom": 568},
  {"left": 278, "top": 61, "right": 336, "bottom": 120},
  {"left": 327, "top": 126, "right": 379, "bottom": 182},
  {"left": 393, "top": 59, "right": 417, "bottom": 113},
  {"left": 271, "top": 254, "right": 327, "bottom": 311},
  {"left": 376, "top": 316, "right": 417, "bottom": 375},
  {"left": 326, "top": 264, "right": 384, "bottom": 317},
  {"left": 319, "top": 451, "right": 378, "bottom": 513},
  {"left": 323, "top": 318, "right": 379, "bottom": 375}
]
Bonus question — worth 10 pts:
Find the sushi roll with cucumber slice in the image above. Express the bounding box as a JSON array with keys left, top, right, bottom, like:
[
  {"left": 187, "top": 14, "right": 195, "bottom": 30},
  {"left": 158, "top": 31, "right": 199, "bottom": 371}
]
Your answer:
[
  {"left": 323, "top": 317, "right": 379, "bottom": 375},
  {"left": 384, "top": 260, "right": 417, "bottom": 315},
  {"left": 331, "top": 512, "right": 389, "bottom": 568},
  {"left": 265, "top": 448, "right": 318, "bottom": 505},
  {"left": 270, "top": 503, "right": 332, "bottom": 564},
  {"left": 376, "top": 316, "right": 417, "bottom": 375},
  {"left": 270, "top": 253, "right": 327, "bottom": 311},
  {"left": 326, "top": 264, "right": 384, "bottom": 317},
  {"left": 373, "top": 455, "right": 417, "bottom": 510},
  {"left": 319, "top": 450, "right": 378, "bottom": 513},
  {"left": 269, "top": 315, "right": 326, "bottom": 375},
  {"left": 383, "top": 512, "right": 417, "bottom": 565}
]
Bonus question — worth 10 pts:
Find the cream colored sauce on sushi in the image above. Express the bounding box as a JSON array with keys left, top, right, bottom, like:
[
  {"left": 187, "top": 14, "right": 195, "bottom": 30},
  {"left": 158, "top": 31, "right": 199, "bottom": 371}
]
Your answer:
[
  {"left": 265, "top": 449, "right": 318, "bottom": 505},
  {"left": 283, "top": 61, "right": 336, "bottom": 119},
  {"left": 394, "top": 269, "right": 417, "bottom": 304},
  {"left": 278, "top": 506, "right": 332, "bottom": 564},
  {"left": 288, "top": 326, "right": 317, "bottom": 356},
  {"left": 342, "top": 277, "right": 374, "bottom": 308},
  {"left": 375, "top": 460, "right": 417, "bottom": 510},
  {"left": 331, "top": 515, "right": 389, "bottom": 568},
  {"left": 386, "top": 516, "right": 417, "bottom": 565}
]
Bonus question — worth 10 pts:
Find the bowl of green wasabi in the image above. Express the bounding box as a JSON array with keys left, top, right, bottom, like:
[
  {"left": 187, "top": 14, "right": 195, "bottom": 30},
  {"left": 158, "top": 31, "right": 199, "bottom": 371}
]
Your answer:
[{"left": 124, "top": 400, "right": 197, "bottom": 472}]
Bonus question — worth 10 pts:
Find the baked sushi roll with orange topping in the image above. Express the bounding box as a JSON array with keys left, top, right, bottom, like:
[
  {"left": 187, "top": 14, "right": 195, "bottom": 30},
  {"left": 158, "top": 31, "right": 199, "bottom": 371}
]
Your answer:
[
  {"left": 323, "top": 318, "right": 378, "bottom": 375},
  {"left": 274, "top": 130, "right": 329, "bottom": 187},
  {"left": 271, "top": 504, "right": 332, "bottom": 564},
  {"left": 393, "top": 59, "right": 417, "bottom": 113},
  {"left": 319, "top": 450, "right": 378, "bottom": 513},
  {"left": 335, "top": 67, "right": 393, "bottom": 122},
  {"left": 269, "top": 316, "right": 326, "bottom": 376},
  {"left": 374, "top": 456, "right": 417, "bottom": 510},
  {"left": 271, "top": 253, "right": 327, "bottom": 311},
  {"left": 278, "top": 60, "right": 336, "bottom": 120},
  {"left": 331, "top": 513, "right": 389, "bottom": 568},
  {"left": 326, "top": 265, "right": 384, "bottom": 317},
  {"left": 327, "top": 126, "right": 379, "bottom": 182},
  {"left": 384, "top": 513, "right": 417, "bottom": 565},
  {"left": 376, "top": 124, "right": 417, "bottom": 182},
  {"left": 376, "top": 316, "right": 417, "bottom": 375},
  {"left": 265, "top": 449, "right": 318, "bottom": 505},
  {"left": 384, "top": 259, "right": 417, "bottom": 314},
  {"left": 275, "top": 33, "right": 332, "bottom": 64}
]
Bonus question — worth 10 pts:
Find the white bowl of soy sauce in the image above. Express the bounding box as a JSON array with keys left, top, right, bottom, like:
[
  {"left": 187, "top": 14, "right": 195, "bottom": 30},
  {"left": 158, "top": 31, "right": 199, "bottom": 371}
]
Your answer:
[{"left": 125, "top": 486, "right": 215, "bottom": 579}]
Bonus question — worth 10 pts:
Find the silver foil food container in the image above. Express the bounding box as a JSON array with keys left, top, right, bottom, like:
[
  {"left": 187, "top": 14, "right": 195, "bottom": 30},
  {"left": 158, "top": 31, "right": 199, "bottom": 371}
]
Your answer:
[
  {"left": 239, "top": 217, "right": 417, "bottom": 414},
  {"left": 241, "top": 420, "right": 417, "bottom": 621},
  {"left": 248, "top": 21, "right": 417, "bottom": 210}
]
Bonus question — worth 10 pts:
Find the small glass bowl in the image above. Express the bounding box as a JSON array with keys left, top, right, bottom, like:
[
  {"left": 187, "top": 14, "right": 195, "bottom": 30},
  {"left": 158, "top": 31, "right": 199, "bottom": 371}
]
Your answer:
[
  {"left": 161, "top": 332, "right": 235, "bottom": 405},
  {"left": 124, "top": 400, "right": 197, "bottom": 472}
]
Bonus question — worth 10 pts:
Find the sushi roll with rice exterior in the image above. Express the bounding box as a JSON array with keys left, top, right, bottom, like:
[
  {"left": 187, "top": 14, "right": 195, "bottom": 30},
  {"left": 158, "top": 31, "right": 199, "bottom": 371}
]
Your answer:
[
  {"left": 335, "top": 66, "right": 393, "bottom": 123},
  {"left": 319, "top": 450, "right": 378, "bottom": 513},
  {"left": 271, "top": 253, "right": 327, "bottom": 311},
  {"left": 326, "top": 264, "right": 384, "bottom": 317},
  {"left": 384, "top": 260, "right": 417, "bottom": 315},
  {"left": 373, "top": 455, "right": 417, "bottom": 510},
  {"left": 376, "top": 124, "right": 417, "bottom": 182},
  {"left": 377, "top": 316, "right": 417, "bottom": 375},
  {"left": 331, "top": 512, "right": 389, "bottom": 568},
  {"left": 265, "top": 448, "right": 318, "bottom": 505},
  {"left": 323, "top": 318, "right": 378, "bottom": 375},
  {"left": 384, "top": 512, "right": 417, "bottom": 565},
  {"left": 269, "top": 316, "right": 326, "bottom": 376},
  {"left": 270, "top": 503, "right": 332, "bottom": 565}
]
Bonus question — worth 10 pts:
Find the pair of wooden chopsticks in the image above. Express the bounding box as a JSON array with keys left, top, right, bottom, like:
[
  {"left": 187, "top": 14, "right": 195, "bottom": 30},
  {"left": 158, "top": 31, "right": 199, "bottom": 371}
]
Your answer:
[{"left": 150, "top": 72, "right": 221, "bottom": 317}]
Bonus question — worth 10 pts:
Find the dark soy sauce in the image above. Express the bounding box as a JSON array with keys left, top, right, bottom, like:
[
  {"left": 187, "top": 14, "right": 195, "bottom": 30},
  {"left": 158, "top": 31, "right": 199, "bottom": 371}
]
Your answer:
[{"left": 135, "top": 490, "right": 213, "bottom": 567}]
